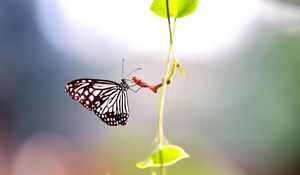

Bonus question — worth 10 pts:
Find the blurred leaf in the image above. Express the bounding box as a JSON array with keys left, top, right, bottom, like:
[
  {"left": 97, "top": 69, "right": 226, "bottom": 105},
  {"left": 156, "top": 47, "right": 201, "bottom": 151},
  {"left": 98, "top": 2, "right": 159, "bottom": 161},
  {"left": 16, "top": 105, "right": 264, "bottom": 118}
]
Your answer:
[
  {"left": 136, "top": 145, "right": 189, "bottom": 168},
  {"left": 136, "top": 160, "right": 153, "bottom": 168},
  {"left": 151, "top": 0, "right": 198, "bottom": 18},
  {"left": 151, "top": 171, "right": 158, "bottom": 175}
]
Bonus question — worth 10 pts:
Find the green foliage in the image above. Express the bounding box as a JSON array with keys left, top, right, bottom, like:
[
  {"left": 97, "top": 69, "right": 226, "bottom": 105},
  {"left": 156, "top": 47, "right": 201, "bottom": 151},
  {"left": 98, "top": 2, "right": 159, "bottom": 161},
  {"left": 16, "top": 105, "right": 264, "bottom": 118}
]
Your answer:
[
  {"left": 151, "top": 0, "right": 198, "bottom": 18},
  {"left": 136, "top": 145, "right": 189, "bottom": 168}
]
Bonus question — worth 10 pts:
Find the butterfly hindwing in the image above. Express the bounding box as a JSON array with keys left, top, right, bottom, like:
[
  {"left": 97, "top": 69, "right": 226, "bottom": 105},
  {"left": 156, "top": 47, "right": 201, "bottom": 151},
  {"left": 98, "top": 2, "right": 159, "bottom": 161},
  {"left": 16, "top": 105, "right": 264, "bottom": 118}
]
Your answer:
[
  {"left": 94, "top": 88, "right": 129, "bottom": 126},
  {"left": 65, "top": 79, "right": 130, "bottom": 126}
]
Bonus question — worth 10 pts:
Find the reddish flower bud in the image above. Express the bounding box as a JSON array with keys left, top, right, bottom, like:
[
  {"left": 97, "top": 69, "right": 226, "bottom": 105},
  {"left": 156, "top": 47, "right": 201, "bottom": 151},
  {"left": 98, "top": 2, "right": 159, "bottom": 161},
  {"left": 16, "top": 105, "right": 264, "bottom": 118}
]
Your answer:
[{"left": 132, "top": 75, "right": 162, "bottom": 93}]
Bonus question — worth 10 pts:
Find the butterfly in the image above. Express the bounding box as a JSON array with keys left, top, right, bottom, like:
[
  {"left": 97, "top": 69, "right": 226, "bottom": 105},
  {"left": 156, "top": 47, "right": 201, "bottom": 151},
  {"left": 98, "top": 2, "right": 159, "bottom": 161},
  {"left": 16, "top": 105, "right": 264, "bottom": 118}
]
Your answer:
[{"left": 65, "top": 78, "right": 130, "bottom": 126}]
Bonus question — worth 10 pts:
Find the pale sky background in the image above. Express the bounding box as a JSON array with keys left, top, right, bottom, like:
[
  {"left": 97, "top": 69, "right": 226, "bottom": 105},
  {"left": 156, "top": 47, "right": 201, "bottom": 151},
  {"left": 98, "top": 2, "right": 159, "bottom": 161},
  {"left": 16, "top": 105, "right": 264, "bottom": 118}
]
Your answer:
[{"left": 35, "top": 0, "right": 300, "bottom": 62}]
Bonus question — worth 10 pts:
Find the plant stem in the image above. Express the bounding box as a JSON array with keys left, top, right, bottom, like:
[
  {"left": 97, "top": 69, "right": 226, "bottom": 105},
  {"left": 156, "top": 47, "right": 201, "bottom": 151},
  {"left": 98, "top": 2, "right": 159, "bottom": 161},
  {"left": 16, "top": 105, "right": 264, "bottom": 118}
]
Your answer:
[
  {"left": 157, "top": 1, "right": 174, "bottom": 175},
  {"left": 158, "top": 0, "right": 174, "bottom": 148},
  {"left": 158, "top": 44, "right": 172, "bottom": 147}
]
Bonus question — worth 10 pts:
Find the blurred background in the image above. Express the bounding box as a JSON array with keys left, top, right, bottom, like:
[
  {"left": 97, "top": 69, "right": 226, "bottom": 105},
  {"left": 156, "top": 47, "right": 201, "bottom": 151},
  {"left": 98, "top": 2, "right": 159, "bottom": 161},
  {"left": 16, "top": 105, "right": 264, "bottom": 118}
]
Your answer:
[{"left": 0, "top": 0, "right": 300, "bottom": 175}]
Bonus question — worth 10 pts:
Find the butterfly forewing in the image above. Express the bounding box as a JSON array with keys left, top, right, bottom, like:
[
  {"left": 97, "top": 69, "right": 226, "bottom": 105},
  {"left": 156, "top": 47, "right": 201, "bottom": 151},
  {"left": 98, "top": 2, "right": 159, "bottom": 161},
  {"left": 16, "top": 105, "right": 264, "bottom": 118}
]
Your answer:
[{"left": 65, "top": 79, "right": 130, "bottom": 126}]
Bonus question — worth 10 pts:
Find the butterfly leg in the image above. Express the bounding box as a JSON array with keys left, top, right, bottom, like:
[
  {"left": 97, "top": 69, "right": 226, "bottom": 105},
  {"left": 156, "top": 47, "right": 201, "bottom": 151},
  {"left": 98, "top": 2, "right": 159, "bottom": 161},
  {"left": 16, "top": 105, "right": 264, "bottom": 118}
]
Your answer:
[
  {"left": 129, "top": 87, "right": 141, "bottom": 93},
  {"left": 129, "top": 84, "right": 137, "bottom": 88}
]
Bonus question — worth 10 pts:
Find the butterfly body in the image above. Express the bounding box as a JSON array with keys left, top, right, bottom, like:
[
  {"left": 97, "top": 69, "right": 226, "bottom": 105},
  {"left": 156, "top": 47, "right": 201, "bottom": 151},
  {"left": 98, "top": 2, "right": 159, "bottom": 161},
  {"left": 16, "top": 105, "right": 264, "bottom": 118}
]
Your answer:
[{"left": 65, "top": 78, "right": 130, "bottom": 126}]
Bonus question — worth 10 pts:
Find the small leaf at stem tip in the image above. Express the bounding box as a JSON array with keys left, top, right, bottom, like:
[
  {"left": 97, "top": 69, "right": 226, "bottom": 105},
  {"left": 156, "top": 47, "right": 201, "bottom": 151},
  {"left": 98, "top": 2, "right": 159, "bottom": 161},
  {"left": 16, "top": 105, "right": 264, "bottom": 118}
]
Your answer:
[
  {"left": 177, "top": 63, "right": 186, "bottom": 78},
  {"left": 174, "top": 57, "right": 186, "bottom": 78},
  {"left": 166, "top": 58, "right": 177, "bottom": 81},
  {"left": 151, "top": 0, "right": 198, "bottom": 18},
  {"left": 136, "top": 145, "right": 189, "bottom": 168},
  {"left": 166, "top": 58, "right": 186, "bottom": 81}
]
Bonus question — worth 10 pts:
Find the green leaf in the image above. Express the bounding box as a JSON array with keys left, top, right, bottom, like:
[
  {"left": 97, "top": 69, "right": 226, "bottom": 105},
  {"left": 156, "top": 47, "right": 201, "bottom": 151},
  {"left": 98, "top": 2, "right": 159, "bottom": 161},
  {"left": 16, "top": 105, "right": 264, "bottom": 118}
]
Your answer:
[
  {"left": 136, "top": 160, "right": 153, "bottom": 168},
  {"left": 151, "top": 0, "right": 198, "bottom": 18},
  {"left": 136, "top": 145, "right": 189, "bottom": 168}
]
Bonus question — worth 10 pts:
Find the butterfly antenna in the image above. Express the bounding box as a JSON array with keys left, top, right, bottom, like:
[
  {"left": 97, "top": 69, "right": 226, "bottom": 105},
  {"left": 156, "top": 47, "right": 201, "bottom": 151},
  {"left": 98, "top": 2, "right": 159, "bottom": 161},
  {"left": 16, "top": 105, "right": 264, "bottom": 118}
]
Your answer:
[
  {"left": 124, "top": 68, "right": 142, "bottom": 79},
  {"left": 122, "top": 59, "right": 125, "bottom": 78}
]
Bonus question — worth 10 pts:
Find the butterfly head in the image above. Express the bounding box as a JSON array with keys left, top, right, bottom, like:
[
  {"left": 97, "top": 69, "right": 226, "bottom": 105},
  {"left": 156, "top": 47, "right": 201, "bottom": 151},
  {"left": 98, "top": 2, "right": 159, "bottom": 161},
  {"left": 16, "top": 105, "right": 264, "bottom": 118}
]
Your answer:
[{"left": 120, "top": 79, "right": 129, "bottom": 90}]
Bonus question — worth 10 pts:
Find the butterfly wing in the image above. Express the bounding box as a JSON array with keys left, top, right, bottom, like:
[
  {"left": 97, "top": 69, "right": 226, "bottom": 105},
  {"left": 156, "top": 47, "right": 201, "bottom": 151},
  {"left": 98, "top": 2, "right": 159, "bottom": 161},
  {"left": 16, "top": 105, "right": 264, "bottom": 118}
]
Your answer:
[
  {"left": 65, "top": 79, "right": 130, "bottom": 126},
  {"left": 94, "top": 87, "right": 129, "bottom": 126}
]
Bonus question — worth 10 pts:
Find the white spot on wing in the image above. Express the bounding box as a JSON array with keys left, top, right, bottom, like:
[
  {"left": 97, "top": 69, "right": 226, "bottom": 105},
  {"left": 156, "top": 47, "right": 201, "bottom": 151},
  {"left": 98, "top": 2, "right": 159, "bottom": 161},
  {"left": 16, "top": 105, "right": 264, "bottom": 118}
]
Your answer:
[
  {"left": 93, "top": 90, "right": 100, "bottom": 96},
  {"left": 78, "top": 89, "right": 84, "bottom": 94},
  {"left": 89, "top": 95, "right": 94, "bottom": 101}
]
